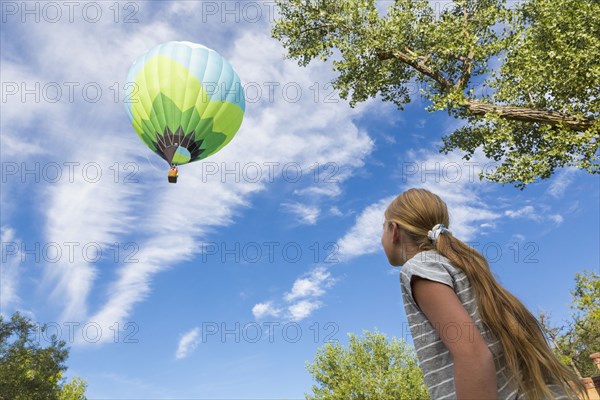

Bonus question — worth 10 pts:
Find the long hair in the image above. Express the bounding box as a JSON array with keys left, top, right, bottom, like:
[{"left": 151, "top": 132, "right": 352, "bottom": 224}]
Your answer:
[{"left": 384, "top": 188, "right": 588, "bottom": 400}]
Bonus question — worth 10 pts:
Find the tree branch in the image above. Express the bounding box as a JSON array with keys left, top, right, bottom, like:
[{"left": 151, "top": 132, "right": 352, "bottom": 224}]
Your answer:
[
  {"left": 456, "top": 3, "right": 475, "bottom": 89},
  {"left": 375, "top": 48, "right": 454, "bottom": 89},
  {"left": 375, "top": 48, "right": 594, "bottom": 131},
  {"left": 539, "top": 312, "right": 583, "bottom": 379},
  {"left": 465, "top": 101, "right": 595, "bottom": 130},
  {"left": 456, "top": 50, "right": 475, "bottom": 89},
  {"left": 298, "top": 22, "right": 335, "bottom": 35}
]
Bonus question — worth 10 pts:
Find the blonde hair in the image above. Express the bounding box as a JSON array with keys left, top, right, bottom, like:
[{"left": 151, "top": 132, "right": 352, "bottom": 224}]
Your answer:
[{"left": 384, "top": 188, "right": 588, "bottom": 400}]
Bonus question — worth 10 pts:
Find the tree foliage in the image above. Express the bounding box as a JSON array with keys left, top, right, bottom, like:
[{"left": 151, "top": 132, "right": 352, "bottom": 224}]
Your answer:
[
  {"left": 304, "top": 330, "right": 429, "bottom": 399},
  {"left": 58, "top": 377, "right": 87, "bottom": 400},
  {"left": 539, "top": 270, "right": 600, "bottom": 379},
  {"left": 0, "top": 312, "right": 87, "bottom": 400},
  {"left": 272, "top": 0, "right": 599, "bottom": 188}
]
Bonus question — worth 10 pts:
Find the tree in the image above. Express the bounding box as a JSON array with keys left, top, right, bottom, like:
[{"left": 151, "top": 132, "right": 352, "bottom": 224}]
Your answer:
[
  {"left": 0, "top": 312, "right": 87, "bottom": 400},
  {"left": 272, "top": 0, "right": 599, "bottom": 188},
  {"left": 304, "top": 330, "right": 429, "bottom": 399},
  {"left": 58, "top": 377, "right": 87, "bottom": 400},
  {"left": 539, "top": 270, "right": 600, "bottom": 379}
]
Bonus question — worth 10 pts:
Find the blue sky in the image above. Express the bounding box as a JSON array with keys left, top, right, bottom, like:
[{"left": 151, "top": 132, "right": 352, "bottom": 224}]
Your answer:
[{"left": 1, "top": 1, "right": 599, "bottom": 399}]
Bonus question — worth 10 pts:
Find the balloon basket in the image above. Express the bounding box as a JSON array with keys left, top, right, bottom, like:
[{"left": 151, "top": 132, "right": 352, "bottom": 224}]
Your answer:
[{"left": 168, "top": 176, "right": 178, "bottom": 184}]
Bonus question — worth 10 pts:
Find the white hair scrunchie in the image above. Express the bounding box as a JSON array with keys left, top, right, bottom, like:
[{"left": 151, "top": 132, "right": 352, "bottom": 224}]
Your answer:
[{"left": 428, "top": 223, "right": 451, "bottom": 243}]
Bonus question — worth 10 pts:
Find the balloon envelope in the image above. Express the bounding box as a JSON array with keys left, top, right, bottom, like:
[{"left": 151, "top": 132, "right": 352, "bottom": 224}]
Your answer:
[{"left": 125, "top": 41, "right": 245, "bottom": 166}]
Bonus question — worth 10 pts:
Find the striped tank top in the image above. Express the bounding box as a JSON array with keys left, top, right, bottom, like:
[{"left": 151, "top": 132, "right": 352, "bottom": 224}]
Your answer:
[{"left": 400, "top": 250, "right": 574, "bottom": 399}]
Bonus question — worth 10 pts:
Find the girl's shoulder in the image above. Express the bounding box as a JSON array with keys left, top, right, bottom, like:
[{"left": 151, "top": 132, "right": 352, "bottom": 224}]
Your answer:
[
  {"left": 400, "top": 250, "right": 462, "bottom": 298},
  {"left": 402, "top": 250, "right": 460, "bottom": 277}
]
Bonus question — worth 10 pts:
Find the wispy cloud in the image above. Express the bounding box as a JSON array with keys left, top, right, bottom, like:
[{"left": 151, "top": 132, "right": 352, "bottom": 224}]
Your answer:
[
  {"left": 280, "top": 202, "right": 321, "bottom": 225},
  {"left": 293, "top": 185, "right": 342, "bottom": 198},
  {"left": 329, "top": 206, "right": 344, "bottom": 216},
  {"left": 505, "top": 205, "right": 539, "bottom": 220},
  {"left": 0, "top": 61, "right": 61, "bottom": 159},
  {"left": 548, "top": 214, "right": 564, "bottom": 225},
  {"left": 546, "top": 168, "right": 577, "bottom": 198},
  {"left": 42, "top": 140, "right": 142, "bottom": 322},
  {"left": 0, "top": 226, "right": 21, "bottom": 314},
  {"left": 175, "top": 327, "right": 200, "bottom": 360},
  {"left": 382, "top": 133, "right": 397, "bottom": 144},
  {"left": 504, "top": 206, "right": 563, "bottom": 226}
]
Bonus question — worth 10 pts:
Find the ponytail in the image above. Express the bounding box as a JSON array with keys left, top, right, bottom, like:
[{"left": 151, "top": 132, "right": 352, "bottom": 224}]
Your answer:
[
  {"left": 435, "top": 232, "right": 586, "bottom": 400},
  {"left": 385, "top": 188, "right": 588, "bottom": 400}
]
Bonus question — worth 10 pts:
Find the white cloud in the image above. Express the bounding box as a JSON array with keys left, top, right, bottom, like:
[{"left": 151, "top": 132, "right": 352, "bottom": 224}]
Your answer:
[
  {"left": 252, "top": 302, "right": 281, "bottom": 319},
  {"left": 329, "top": 206, "right": 343, "bottom": 216},
  {"left": 0, "top": 226, "right": 21, "bottom": 314},
  {"left": 293, "top": 185, "right": 342, "bottom": 198},
  {"left": 337, "top": 196, "right": 396, "bottom": 261},
  {"left": 504, "top": 206, "right": 565, "bottom": 227},
  {"left": 546, "top": 168, "right": 577, "bottom": 198},
  {"left": 280, "top": 202, "right": 321, "bottom": 225},
  {"left": 504, "top": 205, "right": 539, "bottom": 220},
  {"left": 549, "top": 214, "right": 564, "bottom": 225},
  {"left": 253, "top": 266, "right": 336, "bottom": 322},
  {"left": 382, "top": 133, "right": 397, "bottom": 144},
  {"left": 175, "top": 327, "right": 200, "bottom": 360},
  {"left": 284, "top": 266, "right": 335, "bottom": 302},
  {"left": 288, "top": 300, "right": 321, "bottom": 321}
]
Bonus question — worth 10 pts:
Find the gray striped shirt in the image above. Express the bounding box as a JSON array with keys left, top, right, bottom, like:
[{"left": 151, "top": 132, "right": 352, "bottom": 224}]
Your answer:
[{"left": 400, "top": 250, "right": 573, "bottom": 399}]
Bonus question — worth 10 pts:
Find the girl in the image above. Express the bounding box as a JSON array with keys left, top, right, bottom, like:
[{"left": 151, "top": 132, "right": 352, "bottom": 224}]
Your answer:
[{"left": 380, "top": 188, "right": 588, "bottom": 400}]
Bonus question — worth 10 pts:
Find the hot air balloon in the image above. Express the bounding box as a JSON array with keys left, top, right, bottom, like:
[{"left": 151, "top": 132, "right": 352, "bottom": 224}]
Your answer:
[{"left": 125, "top": 41, "right": 245, "bottom": 183}]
